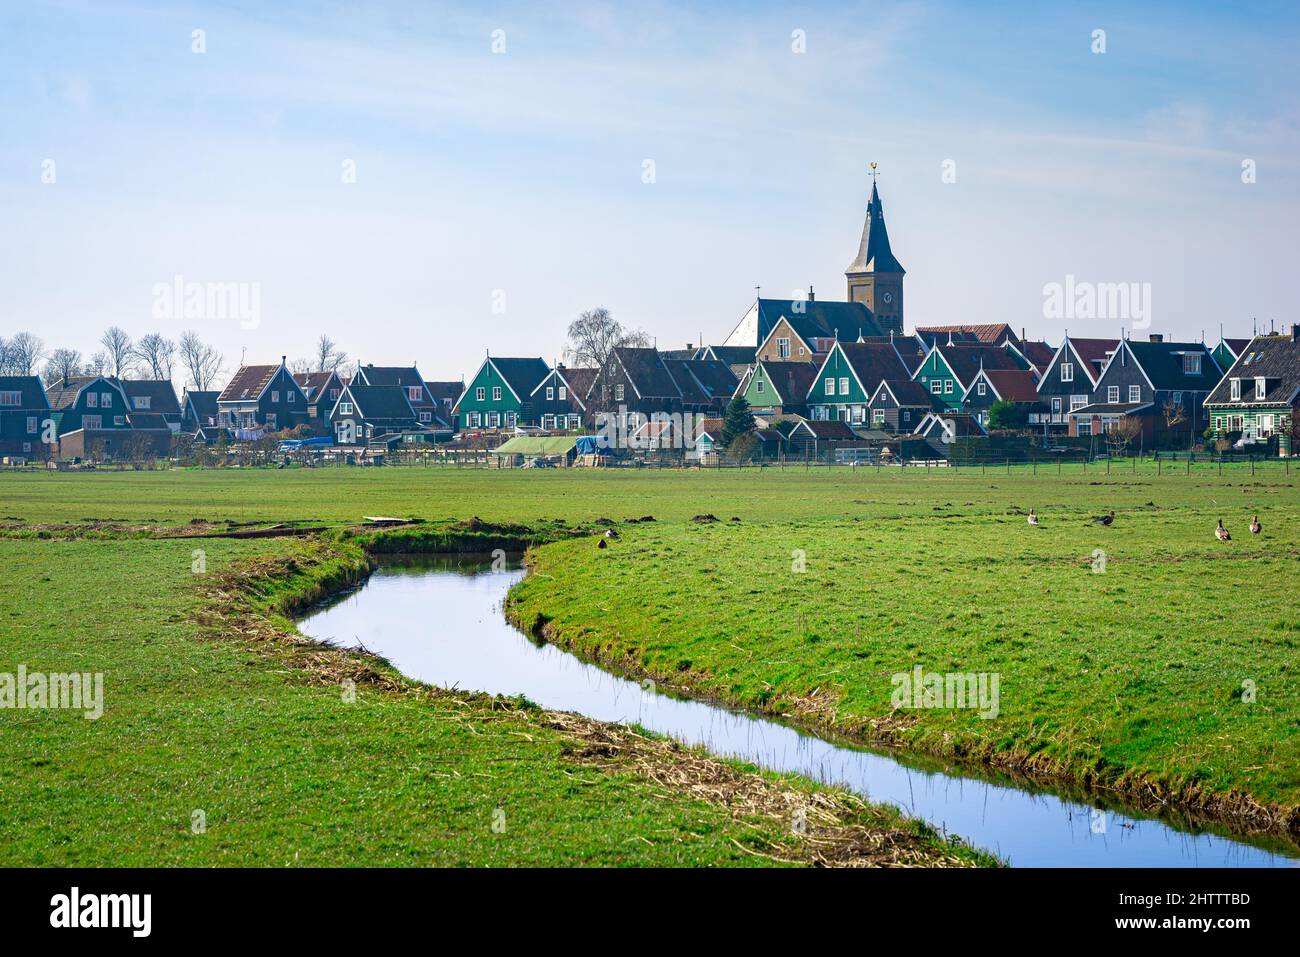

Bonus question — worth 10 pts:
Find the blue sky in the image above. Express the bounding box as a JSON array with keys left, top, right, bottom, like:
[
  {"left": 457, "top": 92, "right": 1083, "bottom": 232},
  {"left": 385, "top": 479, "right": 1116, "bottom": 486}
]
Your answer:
[{"left": 2, "top": 0, "right": 1297, "bottom": 384}]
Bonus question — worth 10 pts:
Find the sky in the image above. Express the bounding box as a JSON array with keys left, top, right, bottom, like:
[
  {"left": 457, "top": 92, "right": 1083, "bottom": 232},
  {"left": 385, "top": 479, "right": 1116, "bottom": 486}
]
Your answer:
[{"left": 2, "top": 0, "right": 1298, "bottom": 388}]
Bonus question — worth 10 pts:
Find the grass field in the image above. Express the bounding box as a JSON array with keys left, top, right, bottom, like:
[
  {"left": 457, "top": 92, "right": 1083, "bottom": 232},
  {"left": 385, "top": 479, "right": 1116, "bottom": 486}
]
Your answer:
[{"left": 2, "top": 463, "right": 1297, "bottom": 861}]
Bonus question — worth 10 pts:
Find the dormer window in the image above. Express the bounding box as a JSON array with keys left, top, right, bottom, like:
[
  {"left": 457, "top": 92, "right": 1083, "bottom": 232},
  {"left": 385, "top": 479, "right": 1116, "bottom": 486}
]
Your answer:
[
  {"left": 408, "top": 386, "right": 422, "bottom": 402},
  {"left": 1182, "top": 354, "right": 1201, "bottom": 375},
  {"left": 1255, "top": 377, "right": 1266, "bottom": 400},
  {"left": 1230, "top": 379, "right": 1241, "bottom": 400}
]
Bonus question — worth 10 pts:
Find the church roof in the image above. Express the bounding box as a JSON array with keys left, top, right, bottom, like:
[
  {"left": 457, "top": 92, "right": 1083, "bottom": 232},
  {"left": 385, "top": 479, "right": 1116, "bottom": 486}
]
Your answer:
[{"left": 846, "top": 182, "right": 905, "bottom": 276}]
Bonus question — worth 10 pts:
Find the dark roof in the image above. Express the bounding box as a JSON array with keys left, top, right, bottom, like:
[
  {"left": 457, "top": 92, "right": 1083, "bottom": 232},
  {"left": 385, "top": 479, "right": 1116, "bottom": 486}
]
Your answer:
[
  {"left": 344, "top": 385, "right": 418, "bottom": 421},
  {"left": 218, "top": 365, "right": 280, "bottom": 403},
  {"left": 293, "top": 371, "right": 337, "bottom": 399},
  {"left": 1070, "top": 402, "right": 1153, "bottom": 416},
  {"left": 756, "top": 298, "right": 883, "bottom": 349},
  {"left": 757, "top": 361, "right": 818, "bottom": 404},
  {"left": 846, "top": 181, "right": 905, "bottom": 274},
  {"left": 831, "top": 342, "right": 912, "bottom": 397},
  {"left": 120, "top": 379, "right": 181, "bottom": 416},
  {"left": 916, "top": 324, "right": 1018, "bottom": 345},
  {"left": 701, "top": 345, "right": 756, "bottom": 366},
  {"left": 873, "top": 379, "right": 933, "bottom": 407},
  {"left": 917, "top": 412, "right": 986, "bottom": 437},
  {"left": 1206, "top": 333, "right": 1300, "bottom": 406},
  {"left": 794, "top": 420, "right": 858, "bottom": 440},
  {"left": 1219, "top": 338, "right": 1253, "bottom": 359},
  {"left": 424, "top": 381, "right": 464, "bottom": 403},
  {"left": 489, "top": 357, "right": 551, "bottom": 400},
  {"left": 182, "top": 390, "right": 219, "bottom": 420},
  {"left": 126, "top": 413, "right": 171, "bottom": 431},
  {"left": 1122, "top": 340, "right": 1221, "bottom": 391},
  {"left": 559, "top": 368, "right": 597, "bottom": 403},
  {"left": 356, "top": 365, "right": 426, "bottom": 392},
  {"left": 1064, "top": 337, "right": 1120, "bottom": 385},
  {"left": 982, "top": 369, "right": 1041, "bottom": 403},
  {"left": 670, "top": 358, "right": 738, "bottom": 402},
  {"left": 46, "top": 375, "right": 126, "bottom": 411},
  {"left": 915, "top": 329, "right": 981, "bottom": 348},
  {"left": 0, "top": 375, "right": 49, "bottom": 410},
  {"left": 614, "top": 348, "right": 679, "bottom": 398},
  {"left": 1018, "top": 340, "right": 1057, "bottom": 373},
  {"left": 934, "top": 344, "right": 1022, "bottom": 387}
]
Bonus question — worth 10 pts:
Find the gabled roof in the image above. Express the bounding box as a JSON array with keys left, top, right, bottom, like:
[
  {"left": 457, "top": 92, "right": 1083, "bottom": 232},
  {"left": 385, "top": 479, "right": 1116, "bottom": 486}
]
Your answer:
[
  {"left": 975, "top": 369, "right": 1041, "bottom": 403},
  {"left": 1215, "top": 338, "right": 1253, "bottom": 362},
  {"left": 293, "top": 371, "right": 339, "bottom": 400},
  {"left": 126, "top": 412, "right": 171, "bottom": 431},
  {"left": 613, "top": 347, "right": 679, "bottom": 399},
  {"left": 424, "top": 381, "right": 464, "bottom": 404},
  {"left": 754, "top": 361, "right": 818, "bottom": 405},
  {"left": 1205, "top": 333, "right": 1300, "bottom": 407},
  {"left": 338, "top": 385, "right": 419, "bottom": 422},
  {"left": 698, "top": 345, "right": 756, "bottom": 366},
  {"left": 846, "top": 181, "right": 905, "bottom": 275},
  {"left": 490, "top": 357, "right": 551, "bottom": 401},
  {"left": 1119, "top": 340, "right": 1221, "bottom": 391},
  {"left": 792, "top": 420, "right": 858, "bottom": 440},
  {"left": 669, "top": 357, "right": 739, "bottom": 402},
  {"left": 738, "top": 298, "right": 883, "bottom": 350},
  {"left": 46, "top": 375, "right": 128, "bottom": 411},
  {"left": 1010, "top": 339, "right": 1056, "bottom": 375},
  {"left": 821, "top": 341, "right": 913, "bottom": 399},
  {"left": 355, "top": 365, "right": 430, "bottom": 400},
  {"left": 871, "top": 378, "right": 933, "bottom": 407},
  {"left": 119, "top": 379, "right": 181, "bottom": 416},
  {"left": 916, "top": 323, "right": 1018, "bottom": 346},
  {"left": 218, "top": 364, "right": 282, "bottom": 403},
  {"left": 0, "top": 375, "right": 50, "bottom": 410},
  {"left": 914, "top": 329, "right": 982, "bottom": 349},
  {"left": 1057, "top": 337, "right": 1120, "bottom": 386},
  {"left": 931, "top": 344, "right": 1022, "bottom": 388},
  {"left": 860, "top": 335, "right": 928, "bottom": 375},
  {"left": 915, "top": 412, "right": 987, "bottom": 438},
  {"left": 182, "top": 390, "right": 219, "bottom": 422}
]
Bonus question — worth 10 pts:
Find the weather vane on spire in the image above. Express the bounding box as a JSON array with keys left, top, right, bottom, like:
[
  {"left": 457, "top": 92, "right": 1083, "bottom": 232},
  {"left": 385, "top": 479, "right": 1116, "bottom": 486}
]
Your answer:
[{"left": 869, "top": 161, "right": 879, "bottom": 183}]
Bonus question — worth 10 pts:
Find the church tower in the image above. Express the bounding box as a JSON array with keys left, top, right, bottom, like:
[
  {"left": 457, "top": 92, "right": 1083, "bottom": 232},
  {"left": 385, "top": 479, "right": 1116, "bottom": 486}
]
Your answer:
[{"left": 846, "top": 173, "right": 905, "bottom": 335}]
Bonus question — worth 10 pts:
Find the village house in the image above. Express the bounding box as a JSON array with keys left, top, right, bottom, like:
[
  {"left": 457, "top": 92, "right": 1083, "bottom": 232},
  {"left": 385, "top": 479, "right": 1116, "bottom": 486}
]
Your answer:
[
  {"left": 1210, "top": 334, "right": 1255, "bottom": 374},
  {"left": 0, "top": 375, "right": 51, "bottom": 462},
  {"left": 1031, "top": 335, "right": 1119, "bottom": 433},
  {"left": 750, "top": 297, "right": 883, "bottom": 363},
  {"left": 423, "top": 380, "right": 465, "bottom": 429},
  {"left": 806, "top": 340, "right": 913, "bottom": 426},
  {"left": 911, "top": 342, "right": 1024, "bottom": 413},
  {"left": 328, "top": 383, "right": 425, "bottom": 444},
  {"left": 1068, "top": 336, "right": 1221, "bottom": 445},
  {"left": 739, "top": 360, "right": 819, "bottom": 417},
  {"left": 353, "top": 364, "right": 449, "bottom": 429},
  {"left": 179, "top": 389, "right": 220, "bottom": 438},
  {"left": 216, "top": 358, "right": 310, "bottom": 435},
  {"left": 293, "top": 371, "right": 345, "bottom": 427},
  {"left": 530, "top": 365, "right": 595, "bottom": 431},
  {"left": 867, "top": 378, "right": 935, "bottom": 433},
  {"left": 961, "top": 368, "right": 1042, "bottom": 428},
  {"left": 119, "top": 380, "right": 182, "bottom": 431},
  {"left": 453, "top": 356, "right": 551, "bottom": 430},
  {"left": 586, "top": 347, "right": 685, "bottom": 433},
  {"left": 46, "top": 375, "right": 134, "bottom": 436},
  {"left": 1205, "top": 327, "right": 1300, "bottom": 456}
]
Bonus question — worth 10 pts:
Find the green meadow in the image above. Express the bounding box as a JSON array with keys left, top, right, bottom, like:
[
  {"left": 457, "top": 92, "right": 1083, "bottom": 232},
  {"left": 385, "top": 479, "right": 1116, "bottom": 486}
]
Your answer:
[{"left": 1, "top": 462, "right": 1296, "bottom": 863}]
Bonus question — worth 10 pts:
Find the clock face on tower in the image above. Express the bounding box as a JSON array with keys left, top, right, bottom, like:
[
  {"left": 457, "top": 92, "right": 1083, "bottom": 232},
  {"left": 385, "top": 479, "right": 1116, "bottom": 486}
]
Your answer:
[{"left": 882, "top": 291, "right": 893, "bottom": 304}]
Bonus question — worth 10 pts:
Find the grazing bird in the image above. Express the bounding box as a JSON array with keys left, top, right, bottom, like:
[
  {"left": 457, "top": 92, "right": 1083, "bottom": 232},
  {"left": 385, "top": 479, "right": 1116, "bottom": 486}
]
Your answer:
[
  {"left": 1027, "top": 509, "right": 1039, "bottom": 527},
  {"left": 1250, "top": 515, "right": 1262, "bottom": 535},
  {"left": 1092, "top": 511, "right": 1115, "bottom": 526},
  {"left": 1215, "top": 519, "right": 1231, "bottom": 542},
  {"left": 604, "top": 528, "right": 619, "bottom": 539}
]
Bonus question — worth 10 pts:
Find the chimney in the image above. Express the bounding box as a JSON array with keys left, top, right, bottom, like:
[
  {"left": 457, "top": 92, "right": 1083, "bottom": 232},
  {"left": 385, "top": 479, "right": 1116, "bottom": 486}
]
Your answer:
[
  {"left": 1292, "top": 324, "right": 1300, "bottom": 343},
  {"left": 686, "top": 342, "right": 694, "bottom": 351},
  {"left": 808, "top": 285, "right": 815, "bottom": 302},
  {"left": 281, "top": 355, "right": 286, "bottom": 366},
  {"left": 1149, "top": 334, "right": 1163, "bottom": 343}
]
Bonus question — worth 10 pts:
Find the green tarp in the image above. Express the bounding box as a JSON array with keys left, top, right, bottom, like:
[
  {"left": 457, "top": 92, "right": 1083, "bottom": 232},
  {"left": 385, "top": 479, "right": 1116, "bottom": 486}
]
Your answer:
[{"left": 491, "top": 436, "right": 580, "bottom": 456}]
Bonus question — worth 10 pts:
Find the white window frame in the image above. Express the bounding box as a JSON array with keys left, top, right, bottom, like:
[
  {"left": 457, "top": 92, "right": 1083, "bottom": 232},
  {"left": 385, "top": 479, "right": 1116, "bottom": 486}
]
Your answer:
[
  {"left": 476, "top": 387, "right": 486, "bottom": 401},
  {"left": 1051, "top": 397, "right": 1062, "bottom": 413},
  {"left": 86, "top": 392, "right": 98, "bottom": 408},
  {"left": 546, "top": 386, "right": 555, "bottom": 401},
  {"left": 825, "top": 378, "right": 835, "bottom": 396},
  {"left": 488, "top": 412, "right": 500, "bottom": 428},
  {"left": 408, "top": 386, "right": 422, "bottom": 402},
  {"left": 777, "top": 338, "right": 791, "bottom": 359},
  {"left": 977, "top": 381, "right": 986, "bottom": 396},
  {"left": 614, "top": 384, "right": 625, "bottom": 402},
  {"left": 1128, "top": 385, "right": 1141, "bottom": 403},
  {"left": 101, "top": 392, "right": 113, "bottom": 407},
  {"left": 492, "top": 386, "right": 502, "bottom": 401},
  {"left": 755, "top": 379, "right": 764, "bottom": 394},
  {"left": 83, "top": 415, "right": 102, "bottom": 430},
  {"left": 1183, "top": 354, "right": 1201, "bottom": 375},
  {"left": 558, "top": 386, "right": 567, "bottom": 400},
  {"left": 0, "top": 391, "right": 21, "bottom": 407},
  {"left": 339, "top": 402, "right": 353, "bottom": 415},
  {"left": 133, "top": 396, "right": 151, "bottom": 410},
  {"left": 943, "top": 380, "right": 953, "bottom": 395},
  {"left": 468, "top": 412, "right": 481, "bottom": 428},
  {"left": 930, "top": 379, "right": 942, "bottom": 395},
  {"left": 265, "top": 413, "right": 276, "bottom": 429},
  {"left": 1070, "top": 394, "right": 1088, "bottom": 411},
  {"left": 1230, "top": 379, "right": 1241, "bottom": 401},
  {"left": 271, "top": 391, "right": 279, "bottom": 403},
  {"left": 287, "top": 391, "right": 295, "bottom": 403},
  {"left": 872, "top": 408, "right": 885, "bottom": 425},
  {"left": 1255, "top": 378, "right": 1266, "bottom": 400},
  {"left": 1107, "top": 386, "right": 1120, "bottom": 404},
  {"left": 1060, "top": 362, "right": 1073, "bottom": 383}
]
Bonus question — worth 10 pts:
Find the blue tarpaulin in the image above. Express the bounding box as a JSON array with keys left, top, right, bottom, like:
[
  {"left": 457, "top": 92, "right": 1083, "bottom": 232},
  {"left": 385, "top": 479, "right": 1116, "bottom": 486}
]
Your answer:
[{"left": 574, "top": 435, "right": 611, "bottom": 455}]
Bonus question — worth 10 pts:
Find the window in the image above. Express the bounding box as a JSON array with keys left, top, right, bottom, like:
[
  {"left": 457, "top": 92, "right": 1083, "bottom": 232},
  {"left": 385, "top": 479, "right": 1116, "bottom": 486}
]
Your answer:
[
  {"left": 476, "top": 387, "right": 486, "bottom": 401},
  {"left": 872, "top": 409, "right": 885, "bottom": 425},
  {"left": 287, "top": 391, "right": 295, "bottom": 403},
  {"left": 339, "top": 402, "right": 353, "bottom": 415},
  {"left": 1230, "top": 379, "right": 1241, "bottom": 400},
  {"left": 492, "top": 387, "right": 502, "bottom": 401},
  {"left": 1182, "top": 354, "right": 1201, "bottom": 375},
  {"left": 488, "top": 412, "right": 500, "bottom": 428},
  {"left": 1259, "top": 414, "right": 1275, "bottom": 436},
  {"left": 1107, "top": 386, "right": 1120, "bottom": 403},
  {"left": 0, "top": 391, "right": 21, "bottom": 406},
  {"left": 1060, "top": 362, "right": 1074, "bottom": 383},
  {"left": 22, "top": 442, "right": 31, "bottom": 453},
  {"left": 930, "top": 380, "right": 942, "bottom": 395},
  {"left": 1128, "top": 385, "right": 1141, "bottom": 403},
  {"left": 83, "top": 415, "right": 102, "bottom": 430},
  {"left": 1051, "top": 397, "right": 1061, "bottom": 413},
  {"left": 114, "top": 416, "right": 124, "bottom": 426},
  {"left": 546, "top": 387, "right": 555, "bottom": 401},
  {"left": 777, "top": 337, "right": 791, "bottom": 359},
  {"left": 1255, "top": 378, "right": 1266, "bottom": 400},
  {"left": 558, "top": 387, "right": 567, "bottom": 400},
  {"left": 419, "top": 411, "right": 431, "bottom": 422},
  {"left": 614, "top": 384, "right": 625, "bottom": 402},
  {"left": 506, "top": 412, "right": 516, "bottom": 427},
  {"left": 568, "top": 415, "right": 580, "bottom": 429},
  {"left": 1077, "top": 419, "right": 1092, "bottom": 437},
  {"left": 839, "top": 377, "right": 849, "bottom": 396},
  {"left": 133, "top": 396, "right": 151, "bottom": 410},
  {"left": 101, "top": 393, "right": 113, "bottom": 407},
  {"left": 798, "top": 346, "right": 806, "bottom": 356},
  {"left": 408, "top": 386, "right": 422, "bottom": 402},
  {"left": 943, "top": 380, "right": 953, "bottom": 395},
  {"left": 27, "top": 416, "right": 38, "bottom": 434},
  {"left": 977, "top": 381, "right": 986, "bottom": 396},
  {"left": 469, "top": 412, "right": 481, "bottom": 428},
  {"left": 265, "top": 414, "right": 276, "bottom": 429},
  {"left": 1070, "top": 394, "right": 1087, "bottom": 411},
  {"left": 1171, "top": 392, "right": 1182, "bottom": 405},
  {"left": 755, "top": 379, "right": 764, "bottom": 394},
  {"left": 271, "top": 391, "right": 279, "bottom": 403},
  {"left": 825, "top": 378, "right": 835, "bottom": 396},
  {"left": 86, "top": 392, "right": 98, "bottom": 408}
]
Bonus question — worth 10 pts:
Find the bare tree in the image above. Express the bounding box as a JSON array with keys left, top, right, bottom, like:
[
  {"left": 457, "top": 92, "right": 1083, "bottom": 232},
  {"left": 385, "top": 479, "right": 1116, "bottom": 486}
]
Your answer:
[
  {"left": 314, "top": 334, "right": 348, "bottom": 373},
  {"left": 1161, "top": 399, "right": 1187, "bottom": 433},
  {"left": 1105, "top": 417, "right": 1142, "bottom": 456},
  {"left": 88, "top": 351, "right": 110, "bottom": 376},
  {"left": 564, "top": 307, "right": 649, "bottom": 371},
  {"left": 178, "top": 330, "right": 223, "bottom": 391},
  {"left": 0, "top": 337, "right": 9, "bottom": 374},
  {"left": 4, "top": 332, "right": 45, "bottom": 375},
  {"left": 133, "top": 333, "right": 176, "bottom": 380},
  {"left": 288, "top": 357, "right": 315, "bottom": 374},
  {"left": 44, "top": 348, "right": 83, "bottom": 385},
  {"left": 99, "top": 327, "right": 134, "bottom": 378}
]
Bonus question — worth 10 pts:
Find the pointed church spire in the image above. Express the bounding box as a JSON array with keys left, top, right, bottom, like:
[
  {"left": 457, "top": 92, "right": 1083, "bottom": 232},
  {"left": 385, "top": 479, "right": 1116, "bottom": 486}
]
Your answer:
[{"left": 847, "top": 179, "right": 905, "bottom": 276}]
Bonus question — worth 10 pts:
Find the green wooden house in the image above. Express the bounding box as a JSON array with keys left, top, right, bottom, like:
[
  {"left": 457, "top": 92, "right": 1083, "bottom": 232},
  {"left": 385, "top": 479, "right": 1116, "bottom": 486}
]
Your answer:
[
  {"left": 740, "top": 360, "right": 818, "bottom": 416},
  {"left": 1204, "top": 329, "right": 1300, "bottom": 456},
  {"left": 912, "top": 343, "right": 1025, "bottom": 412},
  {"left": 806, "top": 342, "right": 911, "bottom": 426},
  {"left": 452, "top": 356, "right": 550, "bottom": 430}
]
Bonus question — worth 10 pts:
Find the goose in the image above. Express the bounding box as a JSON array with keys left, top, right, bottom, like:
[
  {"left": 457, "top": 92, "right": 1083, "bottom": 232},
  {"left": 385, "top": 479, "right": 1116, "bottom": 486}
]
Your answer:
[
  {"left": 604, "top": 528, "right": 620, "bottom": 539},
  {"left": 1092, "top": 511, "right": 1115, "bottom": 526},
  {"left": 1215, "top": 519, "right": 1231, "bottom": 542},
  {"left": 1027, "top": 509, "right": 1039, "bottom": 527},
  {"left": 1250, "top": 515, "right": 1261, "bottom": 535}
]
